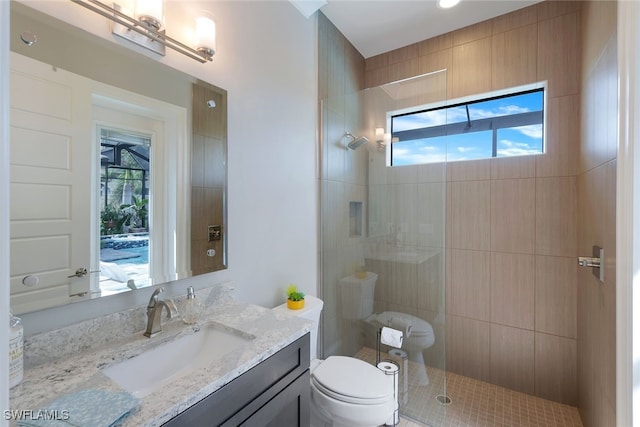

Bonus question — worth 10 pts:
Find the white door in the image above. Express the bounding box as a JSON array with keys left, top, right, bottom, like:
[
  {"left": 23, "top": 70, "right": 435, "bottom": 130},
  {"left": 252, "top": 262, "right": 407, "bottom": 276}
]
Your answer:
[{"left": 9, "top": 52, "right": 92, "bottom": 313}]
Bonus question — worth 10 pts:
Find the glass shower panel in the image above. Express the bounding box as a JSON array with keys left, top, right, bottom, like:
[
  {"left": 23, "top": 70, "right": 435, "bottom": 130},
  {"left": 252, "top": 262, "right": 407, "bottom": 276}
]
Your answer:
[{"left": 320, "top": 69, "right": 448, "bottom": 426}]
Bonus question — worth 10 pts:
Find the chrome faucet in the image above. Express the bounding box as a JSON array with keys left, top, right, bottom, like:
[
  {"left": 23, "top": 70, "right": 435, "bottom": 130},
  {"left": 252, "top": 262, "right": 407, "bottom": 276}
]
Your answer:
[{"left": 144, "top": 287, "right": 178, "bottom": 338}]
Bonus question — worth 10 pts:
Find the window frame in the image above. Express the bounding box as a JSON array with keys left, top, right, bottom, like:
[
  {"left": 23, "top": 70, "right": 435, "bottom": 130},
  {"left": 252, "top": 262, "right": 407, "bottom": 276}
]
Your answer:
[{"left": 386, "top": 82, "right": 547, "bottom": 166}]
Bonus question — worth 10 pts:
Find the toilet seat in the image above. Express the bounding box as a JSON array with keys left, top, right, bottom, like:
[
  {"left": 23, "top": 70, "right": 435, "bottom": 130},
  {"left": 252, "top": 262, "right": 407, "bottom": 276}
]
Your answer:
[{"left": 311, "top": 356, "right": 392, "bottom": 405}]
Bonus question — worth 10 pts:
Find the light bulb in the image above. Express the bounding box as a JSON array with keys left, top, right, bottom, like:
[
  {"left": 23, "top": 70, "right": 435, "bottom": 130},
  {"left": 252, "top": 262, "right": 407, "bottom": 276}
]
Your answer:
[
  {"left": 136, "top": 0, "right": 164, "bottom": 30},
  {"left": 195, "top": 16, "right": 216, "bottom": 58}
]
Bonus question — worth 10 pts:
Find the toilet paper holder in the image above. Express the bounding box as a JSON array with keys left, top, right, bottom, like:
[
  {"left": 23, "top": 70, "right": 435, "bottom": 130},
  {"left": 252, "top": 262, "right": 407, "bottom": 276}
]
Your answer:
[{"left": 376, "top": 327, "right": 403, "bottom": 365}]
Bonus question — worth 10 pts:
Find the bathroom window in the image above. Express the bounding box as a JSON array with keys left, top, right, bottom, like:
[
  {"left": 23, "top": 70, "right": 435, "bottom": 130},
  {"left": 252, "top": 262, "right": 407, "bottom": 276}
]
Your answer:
[{"left": 389, "top": 85, "right": 545, "bottom": 166}]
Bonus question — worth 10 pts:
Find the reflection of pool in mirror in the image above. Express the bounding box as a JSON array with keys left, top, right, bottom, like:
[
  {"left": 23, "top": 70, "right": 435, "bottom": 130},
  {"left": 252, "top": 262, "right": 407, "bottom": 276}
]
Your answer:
[{"left": 100, "top": 234, "right": 150, "bottom": 295}]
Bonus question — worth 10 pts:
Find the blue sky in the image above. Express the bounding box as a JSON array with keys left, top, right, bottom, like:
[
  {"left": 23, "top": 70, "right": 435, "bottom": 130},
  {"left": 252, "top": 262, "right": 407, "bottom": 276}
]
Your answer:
[{"left": 391, "top": 91, "right": 544, "bottom": 166}]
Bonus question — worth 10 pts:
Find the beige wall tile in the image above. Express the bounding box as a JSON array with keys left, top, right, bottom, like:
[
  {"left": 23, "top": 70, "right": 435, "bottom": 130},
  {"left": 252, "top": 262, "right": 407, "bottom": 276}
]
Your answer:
[
  {"left": 577, "top": 167, "right": 604, "bottom": 256},
  {"left": 491, "top": 24, "right": 537, "bottom": 90},
  {"left": 490, "top": 324, "right": 535, "bottom": 394},
  {"left": 537, "top": 12, "right": 580, "bottom": 97},
  {"left": 581, "top": 0, "right": 616, "bottom": 75},
  {"left": 418, "top": 48, "right": 452, "bottom": 78},
  {"left": 448, "top": 158, "right": 491, "bottom": 182},
  {"left": 389, "top": 43, "right": 419, "bottom": 64},
  {"left": 418, "top": 33, "right": 453, "bottom": 56},
  {"left": 536, "top": 176, "right": 577, "bottom": 257},
  {"left": 450, "top": 181, "right": 491, "bottom": 250},
  {"left": 390, "top": 58, "right": 420, "bottom": 83},
  {"left": 417, "top": 253, "right": 445, "bottom": 314},
  {"left": 452, "top": 20, "right": 493, "bottom": 46},
  {"left": 203, "top": 137, "right": 225, "bottom": 187},
  {"left": 490, "top": 252, "right": 535, "bottom": 329},
  {"left": 534, "top": 333, "right": 577, "bottom": 405},
  {"left": 605, "top": 39, "right": 618, "bottom": 162},
  {"left": 490, "top": 178, "right": 536, "bottom": 254},
  {"left": 535, "top": 255, "right": 577, "bottom": 338},
  {"left": 365, "top": 52, "right": 389, "bottom": 71},
  {"left": 365, "top": 66, "right": 390, "bottom": 89},
  {"left": 491, "top": 155, "right": 536, "bottom": 180},
  {"left": 536, "top": 95, "right": 579, "bottom": 177},
  {"left": 446, "top": 315, "right": 491, "bottom": 382},
  {"left": 191, "top": 186, "right": 205, "bottom": 241},
  {"left": 491, "top": 4, "right": 538, "bottom": 34},
  {"left": 191, "top": 134, "right": 205, "bottom": 187},
  {"left": 537, "top": 0, "right": 582, "bottom": 21},
  {"left": 451, "top": 37, "right": 492, "bottom": 99},
  {"left": 449, "top": 249, "right": 490, "bottom": 321}
]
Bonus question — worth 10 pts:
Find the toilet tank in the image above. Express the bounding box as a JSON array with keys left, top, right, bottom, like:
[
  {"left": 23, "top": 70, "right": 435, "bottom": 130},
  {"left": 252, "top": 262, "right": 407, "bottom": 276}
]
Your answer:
[
  {"left": 338, "top": 272, "right": 377, "bottom": 320},
  {"left": 272, "top": 295, "right": 323, "bottom": 361}
]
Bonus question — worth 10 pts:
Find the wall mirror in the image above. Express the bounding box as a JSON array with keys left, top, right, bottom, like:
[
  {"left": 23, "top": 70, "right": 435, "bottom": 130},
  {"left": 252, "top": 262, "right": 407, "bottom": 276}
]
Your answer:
[{"left": 9, "top": 2, "right": 227, "bottom": 315}]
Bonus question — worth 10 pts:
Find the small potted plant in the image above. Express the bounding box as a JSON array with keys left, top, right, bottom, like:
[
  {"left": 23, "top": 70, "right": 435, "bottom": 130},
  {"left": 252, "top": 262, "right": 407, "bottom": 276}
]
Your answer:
[{"left": 286, "top": 284, "right": 305, "bottom": 310}]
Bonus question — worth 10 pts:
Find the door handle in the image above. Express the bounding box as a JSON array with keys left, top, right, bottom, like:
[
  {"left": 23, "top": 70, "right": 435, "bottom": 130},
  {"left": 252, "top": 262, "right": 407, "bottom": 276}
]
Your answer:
[
  {"left": 577, "top": 245, "right": 604, "bottom": 283},
  {"left": 67, "top": 267, "right": 88, "bottom": 278}
]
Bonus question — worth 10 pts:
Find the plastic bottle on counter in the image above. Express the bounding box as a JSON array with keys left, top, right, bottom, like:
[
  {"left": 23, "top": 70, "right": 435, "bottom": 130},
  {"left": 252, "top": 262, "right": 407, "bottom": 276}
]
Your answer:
[
  {"left": 179, "top": 286, "right": 204, "bottom": 324},
  {"left": 9, "top": 313, "right": 24, "bottom": 388}
]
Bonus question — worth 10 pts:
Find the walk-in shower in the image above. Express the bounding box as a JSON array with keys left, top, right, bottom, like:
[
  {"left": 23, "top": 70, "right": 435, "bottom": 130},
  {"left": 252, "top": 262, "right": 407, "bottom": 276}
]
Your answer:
[{"left": 320, "top": 70, "right": 449, "bottom": 425}]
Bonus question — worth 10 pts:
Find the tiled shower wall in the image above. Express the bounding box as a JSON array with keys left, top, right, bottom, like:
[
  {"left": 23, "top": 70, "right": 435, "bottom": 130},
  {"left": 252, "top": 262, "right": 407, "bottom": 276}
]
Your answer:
[
  {"left": 191, "top": 83, "right": 226, "bottom": 275},
  {"left": 364, "top": 2, "right": 583, "bottom": 406},
  {"left": 577, "top": 2, "right": 617, "bottom": 426}
]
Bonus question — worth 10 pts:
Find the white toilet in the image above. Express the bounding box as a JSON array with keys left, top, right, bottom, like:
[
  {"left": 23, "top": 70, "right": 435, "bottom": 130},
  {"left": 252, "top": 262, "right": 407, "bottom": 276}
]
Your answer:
[
  {"left": 273, "top": 295, "right": 396, "bottom": 427},
  {"left": 337, "top": 272, "right": 436, "bottom": 386}
]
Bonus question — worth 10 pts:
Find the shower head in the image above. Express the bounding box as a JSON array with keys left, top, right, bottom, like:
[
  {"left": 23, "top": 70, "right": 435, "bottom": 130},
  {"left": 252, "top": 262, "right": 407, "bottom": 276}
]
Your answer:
[{"left": 345, "top": 132, "right": 369, "bottom": 150}]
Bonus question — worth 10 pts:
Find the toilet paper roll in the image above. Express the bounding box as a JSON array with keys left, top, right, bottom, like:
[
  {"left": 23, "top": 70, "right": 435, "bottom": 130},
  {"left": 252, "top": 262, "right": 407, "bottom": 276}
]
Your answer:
[
  {"left": 389, "top": 317, "right": 412, "bottom": 338},
  {"left": 376, "top": 361, "right": 399, "bottom": 427},
  {"left": 380, "top": 326, "right": 403, "bottom": 348}
]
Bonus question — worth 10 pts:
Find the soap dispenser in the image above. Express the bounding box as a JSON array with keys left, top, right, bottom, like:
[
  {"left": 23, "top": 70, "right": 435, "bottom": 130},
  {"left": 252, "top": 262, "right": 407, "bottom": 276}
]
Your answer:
[{"left": 179, "top": 286, "right": 204, "bottom": 324}]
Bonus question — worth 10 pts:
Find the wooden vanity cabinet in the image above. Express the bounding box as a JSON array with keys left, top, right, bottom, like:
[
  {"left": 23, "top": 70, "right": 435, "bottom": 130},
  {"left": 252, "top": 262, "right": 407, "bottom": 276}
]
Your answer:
[{"left": 163, "top": 333, "right": 310, "bottom": 427}]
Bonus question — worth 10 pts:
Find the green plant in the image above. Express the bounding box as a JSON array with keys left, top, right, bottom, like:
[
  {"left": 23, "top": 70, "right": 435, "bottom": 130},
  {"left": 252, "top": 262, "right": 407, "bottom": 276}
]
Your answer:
[
  {"left": 121, "top": 195, "right": 148, "bottom": 228},
  {"left": 286, "top": 284, "right": 305, "bottom": 302}
]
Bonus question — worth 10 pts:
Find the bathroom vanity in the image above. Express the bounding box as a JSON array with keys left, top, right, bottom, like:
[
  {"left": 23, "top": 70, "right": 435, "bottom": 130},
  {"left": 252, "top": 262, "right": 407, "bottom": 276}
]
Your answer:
[
  {"left": 9, "top": 294, "right": 312, "bottom": 427},
  {"left": 163, "top": 334, "right": 309, "bottom": 426}
]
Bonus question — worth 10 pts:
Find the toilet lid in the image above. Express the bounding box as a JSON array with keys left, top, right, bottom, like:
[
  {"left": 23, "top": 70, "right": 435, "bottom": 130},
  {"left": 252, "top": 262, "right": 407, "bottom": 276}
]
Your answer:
[{"left": 311, "top": 356, "right": 392, "bottom": 404}]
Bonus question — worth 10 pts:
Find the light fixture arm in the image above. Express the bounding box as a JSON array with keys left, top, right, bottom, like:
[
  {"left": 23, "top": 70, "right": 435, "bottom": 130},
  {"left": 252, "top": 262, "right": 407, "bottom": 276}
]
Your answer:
[{"left": 71, "top": 0, "right": 213, "bottom": 63}]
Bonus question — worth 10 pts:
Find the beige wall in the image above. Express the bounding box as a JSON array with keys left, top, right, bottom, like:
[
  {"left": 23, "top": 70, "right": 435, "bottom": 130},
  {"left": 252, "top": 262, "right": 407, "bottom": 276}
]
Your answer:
[
  {"left": 577, "top": 1, "right": 617, "bottom": 426},
  {"left": 364, "top": 1, "right": 582, "bottom": 406}
]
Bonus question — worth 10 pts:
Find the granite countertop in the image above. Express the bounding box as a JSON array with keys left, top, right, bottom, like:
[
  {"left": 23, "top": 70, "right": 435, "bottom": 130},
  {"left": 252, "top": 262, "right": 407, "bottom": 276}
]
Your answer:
[{"left": 9, "top": 299, "right": 312, "bottom": 427}]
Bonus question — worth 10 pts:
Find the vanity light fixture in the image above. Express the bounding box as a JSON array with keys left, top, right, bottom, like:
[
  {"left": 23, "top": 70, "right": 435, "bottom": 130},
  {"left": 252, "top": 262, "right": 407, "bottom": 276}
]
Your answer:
[{"left": 70, "top": 0, "right": 216, "bottom": 63}]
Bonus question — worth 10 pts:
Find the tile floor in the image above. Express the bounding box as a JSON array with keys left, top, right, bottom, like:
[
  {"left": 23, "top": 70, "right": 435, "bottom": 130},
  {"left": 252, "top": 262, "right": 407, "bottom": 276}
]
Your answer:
[{"left": 354, "top": 347, "right": 584, "bottom": 427}]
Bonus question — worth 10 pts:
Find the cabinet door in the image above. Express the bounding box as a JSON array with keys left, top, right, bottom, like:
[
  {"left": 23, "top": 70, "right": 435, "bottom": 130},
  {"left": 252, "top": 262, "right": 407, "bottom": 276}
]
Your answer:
[
  {"left": 163, "top": 333, "right": 310, "bottom": 427},
  {"left": 238, "top": 370, "right": 310, "bottom": 427}
]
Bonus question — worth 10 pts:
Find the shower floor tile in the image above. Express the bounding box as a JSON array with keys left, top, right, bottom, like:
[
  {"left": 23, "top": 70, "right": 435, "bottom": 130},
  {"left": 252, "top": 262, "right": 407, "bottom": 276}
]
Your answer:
[{"left": 354, "top": 347, "right": 583, "bottom": 427}]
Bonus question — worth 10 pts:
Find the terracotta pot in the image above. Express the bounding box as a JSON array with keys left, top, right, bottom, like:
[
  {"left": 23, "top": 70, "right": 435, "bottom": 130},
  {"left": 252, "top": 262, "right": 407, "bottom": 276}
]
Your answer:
[{"left": 287, "top": 299, "right": 305, "bottom": 310}]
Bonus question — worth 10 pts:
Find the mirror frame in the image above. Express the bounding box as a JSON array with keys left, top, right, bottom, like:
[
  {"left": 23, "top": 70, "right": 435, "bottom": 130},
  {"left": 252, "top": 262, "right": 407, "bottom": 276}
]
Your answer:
[{"left": 9, "top": 1, "right": 228, "bottom": 315}]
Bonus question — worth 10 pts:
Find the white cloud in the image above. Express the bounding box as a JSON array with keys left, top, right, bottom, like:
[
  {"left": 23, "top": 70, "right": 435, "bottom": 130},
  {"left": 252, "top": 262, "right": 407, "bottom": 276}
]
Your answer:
[
  {"left": 515, "top": 124, "right": 543, "bottom": 139},
  {"left": 457, "top": 146, "right": 476, "bottom": 153},
  {"left": 393, "top": 146, "right": 446, "bottom": 165},
  {"left": 497, "top": 138, "right": 541, "bottom": 157}
]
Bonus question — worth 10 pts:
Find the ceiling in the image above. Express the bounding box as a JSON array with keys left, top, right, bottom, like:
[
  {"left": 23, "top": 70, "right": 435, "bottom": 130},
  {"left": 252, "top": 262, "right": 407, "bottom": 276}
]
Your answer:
[{"left": 318, "top": 0, "right": 542, "bottom": 58}]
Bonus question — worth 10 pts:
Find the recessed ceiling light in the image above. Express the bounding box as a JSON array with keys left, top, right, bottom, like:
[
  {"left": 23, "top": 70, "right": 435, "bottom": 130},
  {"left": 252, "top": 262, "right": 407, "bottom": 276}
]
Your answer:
[{"left": 438, "top": 0, "right": 461, "bottom": 9}]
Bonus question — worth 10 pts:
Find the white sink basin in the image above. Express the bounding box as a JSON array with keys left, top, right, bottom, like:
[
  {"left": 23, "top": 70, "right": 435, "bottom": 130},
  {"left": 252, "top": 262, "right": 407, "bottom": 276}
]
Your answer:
[{"left": 102, "top": 323, "right": 254, "bottom": 398}]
